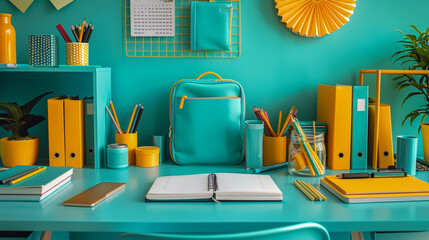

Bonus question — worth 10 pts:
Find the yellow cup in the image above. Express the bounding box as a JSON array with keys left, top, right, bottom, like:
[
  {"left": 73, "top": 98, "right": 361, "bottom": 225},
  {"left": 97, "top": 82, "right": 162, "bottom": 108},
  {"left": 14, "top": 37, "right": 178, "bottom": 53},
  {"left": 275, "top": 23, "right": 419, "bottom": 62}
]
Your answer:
[
  {"left": 66, "top": 43, "right": 88, "bottom": 65},
  {"left": 115, "top": 132, "right": 137, "bottom": 165},
  {"left": 263, "top": 136, "right": 287, "bottom": 166},
  {"left": 136, "top": 146, "right": 160, "bottom": 168},
  {"left": 0, "top": 137, "right": 39, "bottom": 168}
]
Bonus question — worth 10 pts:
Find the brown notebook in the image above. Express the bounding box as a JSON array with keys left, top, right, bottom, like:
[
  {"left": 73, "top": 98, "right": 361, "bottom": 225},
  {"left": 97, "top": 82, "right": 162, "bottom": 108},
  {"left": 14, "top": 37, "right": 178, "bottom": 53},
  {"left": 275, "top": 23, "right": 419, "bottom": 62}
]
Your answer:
[{"left": 64, "top": 182, "right": 126, "bottom": 207}]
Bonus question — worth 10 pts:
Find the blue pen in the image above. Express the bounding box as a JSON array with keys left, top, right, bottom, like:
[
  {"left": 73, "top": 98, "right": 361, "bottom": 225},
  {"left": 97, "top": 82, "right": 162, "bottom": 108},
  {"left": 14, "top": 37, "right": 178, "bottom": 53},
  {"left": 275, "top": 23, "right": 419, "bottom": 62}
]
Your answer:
[{"left": 253, "top": 162, "right": 288, "bottom": 174}]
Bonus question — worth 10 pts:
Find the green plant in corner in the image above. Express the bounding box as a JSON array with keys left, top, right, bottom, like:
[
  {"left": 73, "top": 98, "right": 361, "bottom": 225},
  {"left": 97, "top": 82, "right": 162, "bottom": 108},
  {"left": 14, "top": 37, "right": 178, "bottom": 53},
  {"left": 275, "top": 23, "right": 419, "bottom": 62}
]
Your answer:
[
  {"left": 0, "top": 92, "right": 52, "bottom": 140},
  {"left": 392, "top": 25, "right": 429, "bottom": 132}
]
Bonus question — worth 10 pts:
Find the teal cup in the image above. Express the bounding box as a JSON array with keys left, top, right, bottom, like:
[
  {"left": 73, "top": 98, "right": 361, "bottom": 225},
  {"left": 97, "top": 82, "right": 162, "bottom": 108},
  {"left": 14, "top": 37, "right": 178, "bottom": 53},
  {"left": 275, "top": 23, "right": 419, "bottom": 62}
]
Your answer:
[
  {"left": 153, "top": 135, "right": 166, "bottom": 162},
  {"left": 396, "top": 135, "right": 418, "bottom": 176},
  {"left": 107, "top": 143, "right": 129, "bottom": 168},
  {"left": 245, "top": 120, "right": 264, "bottom": 170}
]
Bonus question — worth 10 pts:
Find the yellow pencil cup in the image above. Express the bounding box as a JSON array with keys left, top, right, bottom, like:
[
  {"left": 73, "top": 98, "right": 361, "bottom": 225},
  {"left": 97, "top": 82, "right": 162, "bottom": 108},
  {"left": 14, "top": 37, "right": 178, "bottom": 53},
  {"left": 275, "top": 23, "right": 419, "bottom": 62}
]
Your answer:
[
  {"left": 115, "top": 132, "right": 137, "bottom": 165},
  {"left": 136, "top": 146, "right": 159, "bottom": 168},
  {"left": 263, "top": 136, "right": 287, "bottom": 166},
  {"left": 66, "top": 42, "right": 88, "bottom": 65}
]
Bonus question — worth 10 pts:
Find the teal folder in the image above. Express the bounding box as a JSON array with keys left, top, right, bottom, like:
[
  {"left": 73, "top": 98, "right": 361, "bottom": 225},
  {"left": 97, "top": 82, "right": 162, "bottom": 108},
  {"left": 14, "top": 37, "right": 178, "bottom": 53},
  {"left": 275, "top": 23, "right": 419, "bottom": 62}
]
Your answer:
[
  {"left": 351, "top": 86, "right": 368, "bottom": 169},
  {"left": 84, "top": 97, "right": 94, "bottom": 167},
  {"left": 190, "top": 1, "right": 232, "bottom": 51}
]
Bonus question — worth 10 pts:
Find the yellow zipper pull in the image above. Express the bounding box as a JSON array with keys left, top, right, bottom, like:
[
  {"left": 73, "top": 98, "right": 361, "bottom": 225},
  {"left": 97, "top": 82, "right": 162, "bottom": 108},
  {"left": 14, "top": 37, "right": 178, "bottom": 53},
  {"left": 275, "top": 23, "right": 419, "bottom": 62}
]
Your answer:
[{"left": 179, "top": 96, "right": 188, "bottom": 109}]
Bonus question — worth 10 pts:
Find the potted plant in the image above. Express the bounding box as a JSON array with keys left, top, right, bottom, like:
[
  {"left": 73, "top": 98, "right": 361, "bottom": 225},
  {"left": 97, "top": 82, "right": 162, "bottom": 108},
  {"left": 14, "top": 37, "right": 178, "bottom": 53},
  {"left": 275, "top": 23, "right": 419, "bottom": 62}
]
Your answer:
[
  {"left": 0, "top": 92, "right": 52, "bottom": 167},
  {"left": 392, "top": 25, "right": 429, "bottom": 160}
]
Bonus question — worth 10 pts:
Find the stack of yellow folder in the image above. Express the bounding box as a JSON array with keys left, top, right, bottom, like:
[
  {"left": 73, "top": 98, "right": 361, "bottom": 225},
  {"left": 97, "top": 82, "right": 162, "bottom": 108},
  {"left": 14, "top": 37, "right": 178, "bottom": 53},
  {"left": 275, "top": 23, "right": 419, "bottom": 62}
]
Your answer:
[
  {"left": 48, "top": 96, "right": 85, "bottom": 168},
  {"left": 321, "top": 175, "right": 429, "bottom": 203}
]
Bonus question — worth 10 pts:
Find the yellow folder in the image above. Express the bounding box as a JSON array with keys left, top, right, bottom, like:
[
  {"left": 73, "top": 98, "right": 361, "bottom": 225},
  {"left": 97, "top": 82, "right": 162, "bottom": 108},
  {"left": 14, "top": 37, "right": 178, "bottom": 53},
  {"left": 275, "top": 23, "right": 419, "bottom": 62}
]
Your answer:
[
  {"left": 317, "top": 85, "right": 352, "bottom": 170},
  {"left": 368, "top": 103, "right": 394, "bottom": 169},
  {"left": 47, "top": 96, "right": 67, "bottom": 167},
  {"left": 64, "top": 98, "right": 86, "bottom": 168}
]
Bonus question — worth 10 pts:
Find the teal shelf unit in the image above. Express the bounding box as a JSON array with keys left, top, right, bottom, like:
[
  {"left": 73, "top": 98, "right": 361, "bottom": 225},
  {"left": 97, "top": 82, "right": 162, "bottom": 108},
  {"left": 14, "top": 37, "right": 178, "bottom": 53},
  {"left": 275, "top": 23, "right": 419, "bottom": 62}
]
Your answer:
[{"left": 0, "top": 66, "right": 111, "bottom": 169}]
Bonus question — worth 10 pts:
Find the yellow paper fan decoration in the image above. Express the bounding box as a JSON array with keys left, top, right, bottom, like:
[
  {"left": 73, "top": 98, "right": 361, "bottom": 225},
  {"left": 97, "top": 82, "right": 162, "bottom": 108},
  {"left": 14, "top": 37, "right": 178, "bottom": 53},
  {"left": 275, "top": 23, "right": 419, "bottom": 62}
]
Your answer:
[{"left": 275, "top": 0, "right": 356, "bottom": 37}]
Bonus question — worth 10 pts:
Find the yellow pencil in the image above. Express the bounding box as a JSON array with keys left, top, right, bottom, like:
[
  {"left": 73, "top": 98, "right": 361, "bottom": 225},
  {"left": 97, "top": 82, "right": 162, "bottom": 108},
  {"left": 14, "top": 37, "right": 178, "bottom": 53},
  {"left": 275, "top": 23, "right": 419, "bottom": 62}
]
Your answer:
[
  {"left": 298, "top": 180, "right": 321, "bottom": 201},
  {"left": 126, "top": 104, "right": 138, "bottom": 134},
  {"left": 293, "top": 180, "right": 315, "bottom": 201},
  {"left": 10, "top": 167, "right": 46, "bottom": 185},
  {"left": 110, "top": 99, "right": 122, "bottom": 133},
  {"left": 279, "top": 106, "right": 294, "bottom": 136},
  {"left": 79, "top": 18, "right": 86, "bottom": 42},
  {"left": 277, "top": 110, "right": 282, "bottom": 137},
  {"left": 259, "top": 109, "right": 275, "bottom": 136},
  {"left": 313, "top": 121, "right": 316, "bottom": 150},
  {"left": 303, "top": 181, "right": 327, "bottom": 201}
]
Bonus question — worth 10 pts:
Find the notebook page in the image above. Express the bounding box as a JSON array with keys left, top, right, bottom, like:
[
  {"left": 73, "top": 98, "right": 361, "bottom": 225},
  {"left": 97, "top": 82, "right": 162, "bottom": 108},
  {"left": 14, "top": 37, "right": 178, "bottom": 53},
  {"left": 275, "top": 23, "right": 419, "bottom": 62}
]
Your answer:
[
  {"left": 148, "top": 174, "right": 209, "bottom": 194},
  {"left": 215, "top": 173, "right": 281, "bottom": 194}
]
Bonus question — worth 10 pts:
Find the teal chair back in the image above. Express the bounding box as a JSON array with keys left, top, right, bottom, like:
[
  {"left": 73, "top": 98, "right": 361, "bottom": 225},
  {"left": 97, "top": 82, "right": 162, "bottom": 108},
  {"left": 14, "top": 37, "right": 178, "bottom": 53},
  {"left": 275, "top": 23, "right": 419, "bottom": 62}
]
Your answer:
[{"left": 115, "top": 222, "right": 330, "bottom": 240}]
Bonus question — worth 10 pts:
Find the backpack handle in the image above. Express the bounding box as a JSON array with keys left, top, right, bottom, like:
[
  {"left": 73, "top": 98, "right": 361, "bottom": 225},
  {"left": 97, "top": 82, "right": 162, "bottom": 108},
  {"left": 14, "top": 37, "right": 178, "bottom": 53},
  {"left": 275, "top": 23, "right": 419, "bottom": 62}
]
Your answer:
[{"left": 196, "top": 72, "right": 222, "bottom": 80}]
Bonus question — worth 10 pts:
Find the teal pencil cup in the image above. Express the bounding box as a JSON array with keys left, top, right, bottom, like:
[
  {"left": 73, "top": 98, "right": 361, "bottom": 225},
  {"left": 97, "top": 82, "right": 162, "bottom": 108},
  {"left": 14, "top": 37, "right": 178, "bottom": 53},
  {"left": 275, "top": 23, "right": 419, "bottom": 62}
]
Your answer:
[
  {"left": 153, "top": 135, "right": 166, "bottom": 162},
  {"left": 107, "top": 143, "right": 129, "bottom": 169},
  {"left": 245, "top": 120, "right": 264, "bottom": 170},
  {"left": 396, "top": 135, "right": 418, "bottom": 176}
]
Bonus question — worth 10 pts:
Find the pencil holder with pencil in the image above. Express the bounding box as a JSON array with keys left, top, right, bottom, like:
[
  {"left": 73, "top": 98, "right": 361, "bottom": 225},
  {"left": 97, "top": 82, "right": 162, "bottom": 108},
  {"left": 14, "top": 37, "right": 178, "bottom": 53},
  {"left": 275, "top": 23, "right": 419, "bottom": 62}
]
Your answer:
[
  {"left": 288, "top": 130, "right": 326, "bottom": 177},
  {"left": 66, "top": 42, "right": 88, "bottom": 65},
  {"left": 115, "top": 132, "right": 137, "bottom": 165}
]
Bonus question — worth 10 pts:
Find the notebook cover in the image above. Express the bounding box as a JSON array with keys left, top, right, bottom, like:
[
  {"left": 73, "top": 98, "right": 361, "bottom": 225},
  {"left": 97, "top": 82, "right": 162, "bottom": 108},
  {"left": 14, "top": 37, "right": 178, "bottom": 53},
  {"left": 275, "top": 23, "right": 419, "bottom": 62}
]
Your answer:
[
  {"left": 63, "top": 182, "right": 125, "bottom": 207},
  {"left": 321, "top": 178, "right": 429, "bottom": 203},
  {"left": 191, "top": 1, "right": 232, "bottom": 51},
  {"left": 324, "top": 175, "right": 429, "bottom": 195}
]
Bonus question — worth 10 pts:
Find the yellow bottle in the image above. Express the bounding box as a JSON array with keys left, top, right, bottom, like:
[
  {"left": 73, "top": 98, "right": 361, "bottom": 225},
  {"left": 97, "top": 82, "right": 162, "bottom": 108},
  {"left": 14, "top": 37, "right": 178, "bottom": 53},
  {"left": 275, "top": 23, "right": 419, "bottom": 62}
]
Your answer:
[{"left": 0, "top": 13, "right": 16, "bottom": 67}]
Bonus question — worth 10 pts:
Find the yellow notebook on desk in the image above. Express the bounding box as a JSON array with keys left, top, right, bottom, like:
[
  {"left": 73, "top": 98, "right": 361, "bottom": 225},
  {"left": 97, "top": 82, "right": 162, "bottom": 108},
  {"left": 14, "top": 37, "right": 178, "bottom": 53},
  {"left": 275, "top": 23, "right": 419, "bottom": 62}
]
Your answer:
[{"left": 321, "top": 175, "right": 429, "bottom": 203}]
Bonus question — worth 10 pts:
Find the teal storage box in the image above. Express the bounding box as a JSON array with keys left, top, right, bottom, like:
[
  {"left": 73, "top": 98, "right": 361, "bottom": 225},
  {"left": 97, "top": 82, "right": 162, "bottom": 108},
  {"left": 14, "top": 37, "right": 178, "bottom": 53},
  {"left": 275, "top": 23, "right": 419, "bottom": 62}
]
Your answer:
[
  {"left": 28, "top": 35, "right": 59, "bottom": 66},
  {"left": 169, "top": 72, "right": 245, "bottom": 165},
  {"left": 190, "top": 1, "right": 232, "bottom": 51}
]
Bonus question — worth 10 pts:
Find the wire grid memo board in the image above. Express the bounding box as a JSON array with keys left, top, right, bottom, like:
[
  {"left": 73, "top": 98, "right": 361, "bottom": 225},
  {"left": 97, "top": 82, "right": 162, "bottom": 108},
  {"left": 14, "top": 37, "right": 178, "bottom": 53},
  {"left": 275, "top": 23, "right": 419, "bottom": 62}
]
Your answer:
[{"left": 124, "top": 0, "right": 241, "bottom": 58}]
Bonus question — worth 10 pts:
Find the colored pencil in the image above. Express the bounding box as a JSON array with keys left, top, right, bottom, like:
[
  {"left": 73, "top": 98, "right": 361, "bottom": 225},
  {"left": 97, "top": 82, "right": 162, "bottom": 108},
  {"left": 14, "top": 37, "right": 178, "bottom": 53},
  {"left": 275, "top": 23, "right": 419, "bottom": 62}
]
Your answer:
[
  {"left": 0, "top": 167, "right": 40, "bottom": 184},
  {"left": 86, "top": 26, "right": 94, "bottom": 43},
  {"left": 126, "top": 104, "right": 138, "bottom": 134},
  {"left": 56, "top": 24, "right": 72, "bottom": 43},
  {"left": 79, "top": 18, "right": 86, "bottom": 42},
  {"left": 109, "top": 99, "right": 122, "bottom": 133},
  {"left": 132, "top": 105, "right": 144, "bottom": 133},
  {"left": 277, "top": 110, "right": 282, "bottom": 136},
  {"left": 279, "top": 106, "right": 295, "bottom": 137},
  {"left": 106, "top": 106, "right": 121, "bottom": 134},
  {"left": 10, "top": 167, "right": 46, "bottom": 185},
  {"left": 70, "top": 26, "right": 79, "bottom": 42},
  {"left": 293, "top": 180, "right": 315, "bottom": 201}
]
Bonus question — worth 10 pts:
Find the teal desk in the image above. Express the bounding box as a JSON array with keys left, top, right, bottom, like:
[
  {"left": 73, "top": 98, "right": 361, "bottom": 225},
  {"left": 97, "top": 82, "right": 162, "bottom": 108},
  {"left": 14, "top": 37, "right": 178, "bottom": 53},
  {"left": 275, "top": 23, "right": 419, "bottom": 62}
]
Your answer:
[{"left": 1, "top": 162, "right": 429, "bottom": 234}]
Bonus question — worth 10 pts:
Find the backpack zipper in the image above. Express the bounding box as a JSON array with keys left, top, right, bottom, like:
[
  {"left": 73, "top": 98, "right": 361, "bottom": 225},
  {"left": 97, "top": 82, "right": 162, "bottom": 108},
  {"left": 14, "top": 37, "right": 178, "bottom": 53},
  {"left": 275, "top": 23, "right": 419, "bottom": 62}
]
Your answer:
[{"left": 179, "top": 96, "right": 240, "bottom": 109}]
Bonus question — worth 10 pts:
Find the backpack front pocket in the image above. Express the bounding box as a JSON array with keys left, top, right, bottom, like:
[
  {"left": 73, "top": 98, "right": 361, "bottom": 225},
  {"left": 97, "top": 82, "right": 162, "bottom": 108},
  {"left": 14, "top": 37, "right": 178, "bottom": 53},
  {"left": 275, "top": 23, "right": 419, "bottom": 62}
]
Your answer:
[{"left": 172, "top": 96, "right": 243, "bottom": 164}]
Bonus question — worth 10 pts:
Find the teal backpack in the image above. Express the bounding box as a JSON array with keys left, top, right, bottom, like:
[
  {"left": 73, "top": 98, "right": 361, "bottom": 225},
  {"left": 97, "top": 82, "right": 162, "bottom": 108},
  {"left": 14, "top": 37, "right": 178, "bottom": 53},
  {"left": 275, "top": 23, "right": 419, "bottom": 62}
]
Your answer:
[{"left": 169, "top": 72, "right": 245, "bottom": 165}]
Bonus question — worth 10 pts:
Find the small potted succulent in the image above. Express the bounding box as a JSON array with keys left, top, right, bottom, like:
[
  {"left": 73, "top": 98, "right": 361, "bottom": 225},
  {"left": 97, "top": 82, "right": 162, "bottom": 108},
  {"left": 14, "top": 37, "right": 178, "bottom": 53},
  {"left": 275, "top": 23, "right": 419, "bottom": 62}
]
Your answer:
[
  {"left": 392, "top": 25, "right": 429, "bottom": 160},
  {"left": 0, "top": 92, "right": 52, "bottom": 167}
]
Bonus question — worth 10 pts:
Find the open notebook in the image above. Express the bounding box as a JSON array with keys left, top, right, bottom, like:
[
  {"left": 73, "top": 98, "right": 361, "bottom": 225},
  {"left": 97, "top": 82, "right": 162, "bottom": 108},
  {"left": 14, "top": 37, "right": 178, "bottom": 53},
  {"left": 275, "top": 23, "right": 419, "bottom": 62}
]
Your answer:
[{"left": 146, "top": 173, "right": 283, "bottom": 201}]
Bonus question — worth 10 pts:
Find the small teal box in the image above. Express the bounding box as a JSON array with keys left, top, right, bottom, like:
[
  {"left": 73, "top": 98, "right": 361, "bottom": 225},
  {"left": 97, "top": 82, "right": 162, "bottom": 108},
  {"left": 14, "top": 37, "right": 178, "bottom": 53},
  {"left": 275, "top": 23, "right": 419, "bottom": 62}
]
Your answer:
[{"left": 28, "top": 35, "right": 59, "bottom": 66}]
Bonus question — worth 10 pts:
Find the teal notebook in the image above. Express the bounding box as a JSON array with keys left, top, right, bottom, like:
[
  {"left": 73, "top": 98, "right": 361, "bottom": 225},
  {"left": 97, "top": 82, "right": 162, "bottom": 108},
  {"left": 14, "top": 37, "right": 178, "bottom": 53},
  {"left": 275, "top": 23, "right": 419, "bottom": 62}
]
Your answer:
[
  {"left": 191, "top": 1, "right": 232, "bottom": 51},
  {"left": 0, "top": 166, "right": 73, "bottom": 194}
]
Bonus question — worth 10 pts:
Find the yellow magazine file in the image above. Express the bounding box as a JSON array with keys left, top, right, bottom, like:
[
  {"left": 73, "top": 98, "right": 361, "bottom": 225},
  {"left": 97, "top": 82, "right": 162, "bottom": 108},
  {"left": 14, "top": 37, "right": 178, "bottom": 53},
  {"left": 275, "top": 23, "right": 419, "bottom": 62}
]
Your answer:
[
  {"left": 64, "top": 98, "right": 86, "bottom": 168},
  {"left": 47, "top": 96, "right": 68, "bottom": 167},
  {"left": 317, "top": 85, "right": 352, "bottom": 170},
  {"left": 368, "top": 103, "right": 394, "bottom": 169}
]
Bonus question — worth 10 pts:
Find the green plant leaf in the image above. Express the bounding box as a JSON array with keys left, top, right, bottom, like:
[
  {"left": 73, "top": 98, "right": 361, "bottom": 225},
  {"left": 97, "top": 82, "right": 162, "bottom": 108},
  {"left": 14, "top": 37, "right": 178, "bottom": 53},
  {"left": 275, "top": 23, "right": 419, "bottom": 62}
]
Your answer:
[
  {"left": 1, "top": 122, "right": 24, "bottom": 132},
  {"left": 0, "top": 102, "right": 22, "bottom": 121},
  {"left": 402, "top": 92, "right": 423, "bottom": 107},
  {"left": 20, "top": 92, "right": 53, "bottom": 116},
  {"left": 398, "top": 83, "right": 411, "bottom": 91},
  {"left": 410, "top": 25, "right": 422, "bottom": 35},
  {"left": 17, "top": 114, "right": 45, "bottom": 137}
]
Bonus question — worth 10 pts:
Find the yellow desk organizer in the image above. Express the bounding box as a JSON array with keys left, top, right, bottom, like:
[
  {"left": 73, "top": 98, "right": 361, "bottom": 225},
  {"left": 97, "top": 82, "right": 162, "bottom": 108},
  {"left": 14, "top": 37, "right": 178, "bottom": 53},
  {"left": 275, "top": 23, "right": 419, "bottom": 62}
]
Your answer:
[{"left": 124, "top": 0, "right": 241, "bottom": 58}]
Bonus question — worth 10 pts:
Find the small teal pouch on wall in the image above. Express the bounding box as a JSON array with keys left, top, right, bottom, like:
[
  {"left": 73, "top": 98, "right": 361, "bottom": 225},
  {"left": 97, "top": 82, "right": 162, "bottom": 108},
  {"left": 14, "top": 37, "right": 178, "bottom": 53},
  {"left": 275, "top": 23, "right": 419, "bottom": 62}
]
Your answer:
[{"left": 190, "top": 1, "right": 232, "bottom": 51}]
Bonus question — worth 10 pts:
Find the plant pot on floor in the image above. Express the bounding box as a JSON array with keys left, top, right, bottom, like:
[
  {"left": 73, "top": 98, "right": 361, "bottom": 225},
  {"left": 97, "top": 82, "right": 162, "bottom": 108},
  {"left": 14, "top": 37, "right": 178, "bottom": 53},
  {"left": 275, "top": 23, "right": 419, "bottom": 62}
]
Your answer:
[
  {"left": 0, "top": 136, "right": 39, "bottom": 168},
  {"left": 422, "top": 123, "right": 429, "bottom": 161}
]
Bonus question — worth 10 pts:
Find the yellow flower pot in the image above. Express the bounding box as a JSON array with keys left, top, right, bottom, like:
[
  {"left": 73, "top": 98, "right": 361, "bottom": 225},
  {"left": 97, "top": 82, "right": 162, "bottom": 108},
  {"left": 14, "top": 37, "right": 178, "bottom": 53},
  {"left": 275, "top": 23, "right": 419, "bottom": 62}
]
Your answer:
[
  {"left": 0, "top": 137, "right": 39, "bottom": 168},
  {"left": 422, "top": 123, "right": 429, "bottom": 161}
]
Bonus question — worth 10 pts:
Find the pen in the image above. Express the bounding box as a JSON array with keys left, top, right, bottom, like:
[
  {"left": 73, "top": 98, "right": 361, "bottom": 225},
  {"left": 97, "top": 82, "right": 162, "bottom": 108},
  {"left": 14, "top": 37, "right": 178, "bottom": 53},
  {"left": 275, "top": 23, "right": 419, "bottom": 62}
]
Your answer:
[
  {"left": 10, "top": 167, "right": 46, "bottom": 185},
  {"left": 337, "top": 172, "right": 407, "bottom": 179},
  {"left": 0, "top": 167, "right": 40, "bottom": 184},
  {"left": 132, "top": 105, "right": 144, "bottom": 133},
  {"left": 253, "top": 162, "right": 288, "bottom": 174},
  {"left": 106, "top": 106, "right": 121, "bottom": 134}
]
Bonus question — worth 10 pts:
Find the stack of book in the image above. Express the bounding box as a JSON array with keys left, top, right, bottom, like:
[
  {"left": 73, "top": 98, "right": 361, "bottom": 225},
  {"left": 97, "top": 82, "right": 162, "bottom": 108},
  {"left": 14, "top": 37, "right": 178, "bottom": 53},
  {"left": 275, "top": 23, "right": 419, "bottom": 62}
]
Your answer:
[{"left": 0, "top": 166, "right": 73, "bottom": 201}]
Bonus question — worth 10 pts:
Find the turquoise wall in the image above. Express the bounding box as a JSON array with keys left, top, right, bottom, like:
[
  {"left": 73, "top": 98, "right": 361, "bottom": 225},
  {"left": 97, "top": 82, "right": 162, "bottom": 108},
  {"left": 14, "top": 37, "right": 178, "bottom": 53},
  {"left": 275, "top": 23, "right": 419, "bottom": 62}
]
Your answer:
[{"left": 1, "top": 0, "right": 428, "bottom": 158}]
